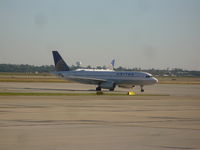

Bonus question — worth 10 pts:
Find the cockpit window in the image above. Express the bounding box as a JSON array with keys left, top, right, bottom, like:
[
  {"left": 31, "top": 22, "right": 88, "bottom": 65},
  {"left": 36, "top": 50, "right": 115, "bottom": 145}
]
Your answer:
[{"left": 145, "top": 75, "right": 152, "bottom": 78}]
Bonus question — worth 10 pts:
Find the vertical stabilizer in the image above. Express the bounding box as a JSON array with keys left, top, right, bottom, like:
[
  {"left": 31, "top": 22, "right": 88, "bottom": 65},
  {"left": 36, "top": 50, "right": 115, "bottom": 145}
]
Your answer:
[
  {"left": 52, "top": 51, "right": 70, "bottom": 71},
  {"left": 108, "top": 59, "right": 115, "bottom": 70}
]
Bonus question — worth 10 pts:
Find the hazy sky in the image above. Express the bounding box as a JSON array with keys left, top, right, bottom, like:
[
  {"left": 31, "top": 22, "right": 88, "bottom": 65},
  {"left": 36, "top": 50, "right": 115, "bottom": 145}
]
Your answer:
[{"left": 0, "top": 0, "right": 200, "bottom": 70}]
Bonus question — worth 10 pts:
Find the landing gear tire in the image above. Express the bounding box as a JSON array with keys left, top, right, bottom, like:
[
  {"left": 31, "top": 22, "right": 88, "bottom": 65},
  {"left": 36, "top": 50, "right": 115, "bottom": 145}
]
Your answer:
[
  {"left": 140, "top": 85, "right": 144, "bottom": 92},
  {"left": 96, "top": 87, "right": 102, "bottom": 91},
  {"left": 109, "top": 88, "right": 114, "bottom": 91}
]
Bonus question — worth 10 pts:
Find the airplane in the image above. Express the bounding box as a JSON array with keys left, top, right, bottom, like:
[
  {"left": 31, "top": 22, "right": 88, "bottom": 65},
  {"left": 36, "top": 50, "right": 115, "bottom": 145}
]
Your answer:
[{"left": 52, "top": 51, "right": 158, "bottom": 92}]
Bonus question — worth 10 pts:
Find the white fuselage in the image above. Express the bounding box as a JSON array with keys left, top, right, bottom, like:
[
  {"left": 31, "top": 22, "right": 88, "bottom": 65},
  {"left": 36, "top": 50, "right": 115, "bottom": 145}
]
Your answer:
[{"left": 55, "top": 70, "right": 158, "bottom": 86}]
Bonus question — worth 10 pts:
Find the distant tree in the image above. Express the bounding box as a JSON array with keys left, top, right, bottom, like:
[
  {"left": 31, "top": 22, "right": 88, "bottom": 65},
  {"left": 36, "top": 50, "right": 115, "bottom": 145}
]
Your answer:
[
  {"left": 96, "top": 66, "right": 102, "bottom": 69},
  {"left": 86, "top": 65, "right": 92, "bottom": 69},
  {"left": 0, "top": 64, "right": 200, "bottom": 76}
]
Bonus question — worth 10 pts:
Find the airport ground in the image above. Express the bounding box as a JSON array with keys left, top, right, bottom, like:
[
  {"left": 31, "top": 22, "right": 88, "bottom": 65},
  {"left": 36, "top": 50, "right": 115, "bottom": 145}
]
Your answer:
[{"left": 0, "top": 74, "right": 200, "bottom": 150}]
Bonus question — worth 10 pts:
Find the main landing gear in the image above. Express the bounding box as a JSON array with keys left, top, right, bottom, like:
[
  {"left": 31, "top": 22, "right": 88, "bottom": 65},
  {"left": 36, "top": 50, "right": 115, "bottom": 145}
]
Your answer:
[
  {"left": 96, "top": 86, "right": 102, "bottom": 91},
  {"left": 96, "top": 87, "right": 115, "bottom": 91},
  {"left": 109, "top": 88, "right": 114, "bottom": 91},
  {"left": 140, "top": 85, "right": 144, "bottom": 92}
]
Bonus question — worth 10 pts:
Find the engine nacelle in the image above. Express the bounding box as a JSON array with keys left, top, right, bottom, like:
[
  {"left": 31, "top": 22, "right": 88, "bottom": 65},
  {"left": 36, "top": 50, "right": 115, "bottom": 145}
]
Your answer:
[
  {"left": 100, "top": 82, "right": 116, "bottom": 90},
  {"left": 57, "top": 73, "right": 64, "bottom": 78}
]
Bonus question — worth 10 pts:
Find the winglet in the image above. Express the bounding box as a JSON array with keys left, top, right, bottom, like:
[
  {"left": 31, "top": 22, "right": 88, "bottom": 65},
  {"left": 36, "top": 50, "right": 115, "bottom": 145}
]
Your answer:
[{"left": 52, "top": 51, "right": 70, "bottom": 71}]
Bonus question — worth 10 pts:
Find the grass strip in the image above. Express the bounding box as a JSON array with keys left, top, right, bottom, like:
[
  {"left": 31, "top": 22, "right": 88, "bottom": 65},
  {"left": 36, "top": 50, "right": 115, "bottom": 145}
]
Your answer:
[{"left": 0, "top": 92, "right": 169, "bottom": 96}]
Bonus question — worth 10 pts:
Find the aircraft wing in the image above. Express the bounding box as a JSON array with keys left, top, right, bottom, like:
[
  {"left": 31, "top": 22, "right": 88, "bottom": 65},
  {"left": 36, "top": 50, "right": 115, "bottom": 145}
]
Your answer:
[{"left": 68, "top": 76, "right": 107, "bottom": 84}]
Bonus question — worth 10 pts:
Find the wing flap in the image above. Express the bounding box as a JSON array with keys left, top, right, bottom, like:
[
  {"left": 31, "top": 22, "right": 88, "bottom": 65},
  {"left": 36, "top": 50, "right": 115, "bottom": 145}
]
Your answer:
[{"left": 68, "top": 76, "right": 106, "bottom": 84}]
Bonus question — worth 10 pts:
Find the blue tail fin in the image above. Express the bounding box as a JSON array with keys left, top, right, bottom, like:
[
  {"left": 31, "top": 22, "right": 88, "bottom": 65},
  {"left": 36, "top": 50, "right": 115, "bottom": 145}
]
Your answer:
[{"left": 52, "top": 51, "right": 70, "bottom": 71}]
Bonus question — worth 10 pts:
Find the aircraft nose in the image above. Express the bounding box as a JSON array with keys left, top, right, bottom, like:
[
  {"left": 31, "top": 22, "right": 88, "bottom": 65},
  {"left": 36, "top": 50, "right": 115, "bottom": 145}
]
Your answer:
[{"left": 153, "top": 77, "right": 158, "bottom": 84}]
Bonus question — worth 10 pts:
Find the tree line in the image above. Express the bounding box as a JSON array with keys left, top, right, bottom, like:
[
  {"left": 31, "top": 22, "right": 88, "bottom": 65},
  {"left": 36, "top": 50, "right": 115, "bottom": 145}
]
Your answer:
[
  {"left": 0, "top": 64, "right": 200, "bottom": 76},
  {"left": 0, "top": 64, "right": 54, "bottom": 73}
]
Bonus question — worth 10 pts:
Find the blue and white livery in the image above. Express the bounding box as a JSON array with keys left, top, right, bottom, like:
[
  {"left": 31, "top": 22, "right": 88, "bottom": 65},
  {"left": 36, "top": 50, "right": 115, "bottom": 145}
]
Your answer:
[{"left": 52, "top": 51, "right": 158, "bottom": 92}]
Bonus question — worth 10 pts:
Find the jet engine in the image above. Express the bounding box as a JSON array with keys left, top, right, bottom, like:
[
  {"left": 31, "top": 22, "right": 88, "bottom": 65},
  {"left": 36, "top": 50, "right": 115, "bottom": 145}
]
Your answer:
[{"left": 100, "top": 82, "right": 116, "bottom": 91}]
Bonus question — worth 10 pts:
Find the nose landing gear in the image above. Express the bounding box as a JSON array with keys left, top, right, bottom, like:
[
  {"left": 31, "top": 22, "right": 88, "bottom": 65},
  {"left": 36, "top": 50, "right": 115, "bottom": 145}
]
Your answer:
[{"left": 140, "top": 85, "right": 144, "bottom": 92}]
